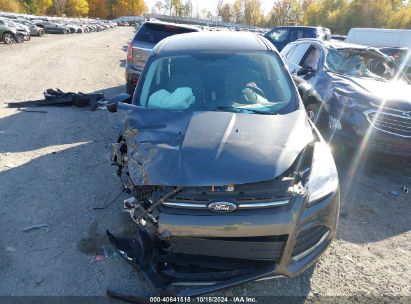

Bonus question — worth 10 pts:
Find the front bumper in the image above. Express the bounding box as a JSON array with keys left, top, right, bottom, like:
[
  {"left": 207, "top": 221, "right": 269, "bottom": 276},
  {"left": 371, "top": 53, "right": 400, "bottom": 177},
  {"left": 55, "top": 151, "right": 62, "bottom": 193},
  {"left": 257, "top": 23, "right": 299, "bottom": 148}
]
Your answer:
[{"left": 108, "top": 188, "right": 339, "bottom": 295}]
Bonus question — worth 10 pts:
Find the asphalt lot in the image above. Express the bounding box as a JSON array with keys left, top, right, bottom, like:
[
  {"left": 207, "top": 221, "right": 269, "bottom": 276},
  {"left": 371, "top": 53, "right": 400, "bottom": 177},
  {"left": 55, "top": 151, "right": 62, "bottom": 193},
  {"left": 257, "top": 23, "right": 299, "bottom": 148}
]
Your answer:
[{"left": 0, "top": 27, "right": 410, "bottom": 300}]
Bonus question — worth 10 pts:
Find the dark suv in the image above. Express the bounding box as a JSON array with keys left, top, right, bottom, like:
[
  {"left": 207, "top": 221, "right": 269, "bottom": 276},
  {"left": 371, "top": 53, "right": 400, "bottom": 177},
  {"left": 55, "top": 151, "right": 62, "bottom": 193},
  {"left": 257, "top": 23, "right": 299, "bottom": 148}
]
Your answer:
[
  {"left": 107, "top": 32, "right": 340, "bottom": 297},
  {"left": 281, "top": 39, "right": 411, "bottom": 156},
  {"left": 264, "top": 26, "right": 331, "bottom": 51},
  {"left": 125, "top": 21, "right": 200, "bottom": 95}
]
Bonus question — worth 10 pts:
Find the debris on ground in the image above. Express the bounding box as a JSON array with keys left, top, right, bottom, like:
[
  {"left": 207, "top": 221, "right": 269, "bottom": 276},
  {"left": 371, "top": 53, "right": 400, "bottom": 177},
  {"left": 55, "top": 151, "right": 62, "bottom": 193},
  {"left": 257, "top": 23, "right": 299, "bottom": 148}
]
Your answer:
[
  {"left": 95, "top": 254, "right": 106, "bottom": 262},
  {"left": 102, "top": 245, "right": 118, "bottom": 259},
  {"left": 6, "top": 246, "right": 16, "bottom": 253},
  {"left": 22, "top": 224, "right": 48, "bottom": 232},
  {"left": 17, "top": 108, "right": 48, "bottom": 114},
  {"left": 6, "top": 89, "right": 105, "bottom": 111},
  {"left": 401, "top": 185, "right": 409, "bottom": 194},
  {"left": 388, "top": 190, "right": 400, "bottom": 196}
]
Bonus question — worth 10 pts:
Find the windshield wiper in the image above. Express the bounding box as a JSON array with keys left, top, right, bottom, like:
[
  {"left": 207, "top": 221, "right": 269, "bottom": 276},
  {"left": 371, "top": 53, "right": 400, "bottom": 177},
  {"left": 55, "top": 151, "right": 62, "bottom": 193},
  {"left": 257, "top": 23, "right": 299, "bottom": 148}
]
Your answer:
[{"left": 214, "top": 106, "right": 277, "bottom": 115}]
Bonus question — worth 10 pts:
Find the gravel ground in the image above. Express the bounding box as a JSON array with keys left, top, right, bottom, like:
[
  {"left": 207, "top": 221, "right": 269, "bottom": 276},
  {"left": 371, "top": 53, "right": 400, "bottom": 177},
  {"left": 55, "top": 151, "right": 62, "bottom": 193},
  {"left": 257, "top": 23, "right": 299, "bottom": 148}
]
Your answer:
[{"left": 0, "top": 28, "right": 410, "bottom": 301}]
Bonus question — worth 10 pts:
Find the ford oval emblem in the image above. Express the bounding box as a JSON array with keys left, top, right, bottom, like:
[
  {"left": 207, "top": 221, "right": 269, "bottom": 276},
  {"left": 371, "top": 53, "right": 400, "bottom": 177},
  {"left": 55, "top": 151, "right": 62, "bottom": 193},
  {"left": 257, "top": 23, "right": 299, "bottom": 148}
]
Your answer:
[{"left": 208, "top": 201, "right": 237, "bottom": 212}]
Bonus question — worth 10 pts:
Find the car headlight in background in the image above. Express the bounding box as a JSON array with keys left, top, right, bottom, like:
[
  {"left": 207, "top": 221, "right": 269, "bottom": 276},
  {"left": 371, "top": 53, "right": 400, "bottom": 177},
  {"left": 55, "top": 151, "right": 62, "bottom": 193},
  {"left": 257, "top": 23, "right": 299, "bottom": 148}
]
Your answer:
[{"left": 306, "top": 142, "right": 338, "bottom": 205}]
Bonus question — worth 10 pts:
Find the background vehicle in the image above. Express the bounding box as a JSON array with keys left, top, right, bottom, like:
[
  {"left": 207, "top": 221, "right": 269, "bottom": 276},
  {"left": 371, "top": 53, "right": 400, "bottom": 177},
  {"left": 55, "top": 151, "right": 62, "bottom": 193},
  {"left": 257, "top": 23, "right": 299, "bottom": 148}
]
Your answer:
[
  {"left": 108, "top": 32, "right": 339, "bottom": 295},
  {"left": 331, "top": 34, "right": 346, "bottom": 41},
  {"left": 0, "top": 18, "right": 29, "bottom": 42},
  {"left": 0, "top": 18, "right": 17, "bottom": 44},
  {"left": 125, "top": 21, "right": 200, "bottom": 95},
  {"left": 346, "top": 28, "right": 411, "bottom": 47},
  {"left": 264, "top": 26, "right": 331, "bottom": 51},
  {"left": 281, "top": 39, "right": 411, "bottom": 156},
  {"left": 34, "top": 21, "right": 69, "bottom": 34},
  {"left": 63, "top": 22, "right": 82, "bottom": 34},
  {"left": 14, "top": 19, "right": 45, "bottom": 37},
  {"left": 346, "top": 28, "right": 411, "bottom": 77}
]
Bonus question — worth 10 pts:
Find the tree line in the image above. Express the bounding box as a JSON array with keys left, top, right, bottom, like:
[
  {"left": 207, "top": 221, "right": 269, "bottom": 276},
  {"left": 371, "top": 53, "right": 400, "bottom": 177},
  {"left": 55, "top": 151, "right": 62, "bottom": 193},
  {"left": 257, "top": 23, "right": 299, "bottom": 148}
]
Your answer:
[
  {"left": 145, "top": 0, "right": 411, "bottom": 34},
  {"left": 217, "top": 0, "right": 411, "bottom": 33},
  {"left": 0, "top": 0, "right": 147, "bottom": 18},
  {"left": 1, "top": 0, "right": 411, "bottom": 33}
]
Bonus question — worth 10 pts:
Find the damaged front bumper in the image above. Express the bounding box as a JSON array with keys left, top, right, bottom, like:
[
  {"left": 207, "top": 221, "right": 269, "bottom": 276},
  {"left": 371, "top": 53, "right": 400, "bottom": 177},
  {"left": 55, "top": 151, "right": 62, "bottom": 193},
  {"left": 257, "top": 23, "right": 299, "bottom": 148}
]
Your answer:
[
  {"left": 107, "top": 185, "right": 339, "bottom": 297},
  {"left": 106, "top": 104, "right": 339, "bottom": 298}
]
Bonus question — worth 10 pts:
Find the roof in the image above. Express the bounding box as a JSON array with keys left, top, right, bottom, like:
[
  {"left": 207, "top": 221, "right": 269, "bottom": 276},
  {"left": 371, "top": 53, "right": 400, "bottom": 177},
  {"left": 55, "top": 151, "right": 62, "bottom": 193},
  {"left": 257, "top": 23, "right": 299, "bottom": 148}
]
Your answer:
[
  {"left": 154, "top": 32, "right": 274, "bottom": 55},
  {"left": 273, "top": 26, "right": 325, "bottom": 30}
]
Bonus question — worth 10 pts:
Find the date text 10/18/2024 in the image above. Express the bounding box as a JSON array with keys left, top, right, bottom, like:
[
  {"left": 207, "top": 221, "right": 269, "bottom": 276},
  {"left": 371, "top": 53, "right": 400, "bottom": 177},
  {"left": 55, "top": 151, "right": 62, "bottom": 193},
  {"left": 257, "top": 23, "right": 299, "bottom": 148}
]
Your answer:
[{"left": 149, "top": 297, "right": 258, "bottom": 303}]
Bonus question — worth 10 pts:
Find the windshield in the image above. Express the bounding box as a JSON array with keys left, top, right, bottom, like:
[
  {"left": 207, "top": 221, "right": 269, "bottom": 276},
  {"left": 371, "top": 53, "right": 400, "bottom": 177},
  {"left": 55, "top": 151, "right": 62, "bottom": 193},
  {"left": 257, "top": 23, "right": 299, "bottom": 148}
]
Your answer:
[
  {"left": 325, "top": 48, "right": 406, "bottom": 82},
  {"left": 135, "top": 51, "right": 296, "bottom": 114}
]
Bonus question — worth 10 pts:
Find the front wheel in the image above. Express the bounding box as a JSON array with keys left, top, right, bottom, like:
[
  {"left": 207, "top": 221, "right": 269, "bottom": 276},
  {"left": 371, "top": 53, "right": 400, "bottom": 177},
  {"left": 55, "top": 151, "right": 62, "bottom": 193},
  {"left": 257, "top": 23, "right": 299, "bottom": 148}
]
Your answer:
[
  {"left": 2, "top": 32, "right": 14, "bottom": 44},
  {"left": 15, "top": 33, "right": 25, "bottom": 43},
  {"left": 38, "top": 29, "right": 45, "bottom": 37}
]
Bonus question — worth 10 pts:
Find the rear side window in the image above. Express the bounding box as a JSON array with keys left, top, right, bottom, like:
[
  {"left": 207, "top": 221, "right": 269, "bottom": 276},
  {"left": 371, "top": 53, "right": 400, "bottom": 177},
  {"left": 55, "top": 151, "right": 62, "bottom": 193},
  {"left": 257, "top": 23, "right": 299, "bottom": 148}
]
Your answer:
[
  {"left": 289, "top": 28, "right": 317, "bottom": 41},
  {"left": 134, "top": 23, "right": 197, "bottom": 44},
  {"left": 280, "top": 43, "right": 297, "bottom": 60},
  {"left": 288, "top": 43, "right": 311, "bottom": 65}
]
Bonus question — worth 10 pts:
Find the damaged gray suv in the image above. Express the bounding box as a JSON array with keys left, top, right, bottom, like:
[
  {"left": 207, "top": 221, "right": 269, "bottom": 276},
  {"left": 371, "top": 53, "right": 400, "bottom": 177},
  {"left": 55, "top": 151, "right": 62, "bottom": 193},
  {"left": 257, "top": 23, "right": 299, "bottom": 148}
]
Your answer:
[{"left": 107, "top": 32, "right": 340, "bottom": 297}]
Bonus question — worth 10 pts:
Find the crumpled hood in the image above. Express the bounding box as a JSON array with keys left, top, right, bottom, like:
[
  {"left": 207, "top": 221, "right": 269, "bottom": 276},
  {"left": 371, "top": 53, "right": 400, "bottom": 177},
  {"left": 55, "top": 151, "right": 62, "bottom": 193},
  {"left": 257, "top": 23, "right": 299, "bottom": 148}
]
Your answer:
[
  {"left": 117, "top": 103, "right": 313, "bottom": 186},
  {"left": 329, "top": 72, "right": 411, "bottom": 110}
]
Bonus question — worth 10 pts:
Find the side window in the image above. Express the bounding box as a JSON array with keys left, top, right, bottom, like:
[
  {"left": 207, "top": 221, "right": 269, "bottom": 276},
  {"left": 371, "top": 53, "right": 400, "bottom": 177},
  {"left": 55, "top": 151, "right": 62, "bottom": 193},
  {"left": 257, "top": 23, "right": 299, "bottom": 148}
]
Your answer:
[
  {"left": 302, "top": 45, "right": 322, "bottom": 70},
  {"left": 288, "top": 43, "right": 311, "bottom": 65},
  {"left": 280, "top": 43, "right": 297, "bottom": 60}
]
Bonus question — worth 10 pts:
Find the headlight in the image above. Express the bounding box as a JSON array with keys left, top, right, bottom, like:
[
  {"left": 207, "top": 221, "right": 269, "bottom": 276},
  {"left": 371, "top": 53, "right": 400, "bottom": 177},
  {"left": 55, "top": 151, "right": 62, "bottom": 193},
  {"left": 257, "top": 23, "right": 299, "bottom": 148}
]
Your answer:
[
  {"left": 306, "top": 142, "right": 338, "bottom": 205},
  {"left": 333, "top": 91, "right": 367, "bottom": 109}
]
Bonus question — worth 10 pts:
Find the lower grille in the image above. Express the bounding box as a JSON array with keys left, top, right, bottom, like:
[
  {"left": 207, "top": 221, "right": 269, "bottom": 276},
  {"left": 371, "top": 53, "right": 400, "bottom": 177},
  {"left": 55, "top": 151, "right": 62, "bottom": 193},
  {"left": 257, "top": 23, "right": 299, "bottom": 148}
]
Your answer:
[
  {"left": 364, "top": 109, "right": 411, "bottom": 138},
  {"left": 166, "top": 235, "right": 287, "bottom": 261},
  {"left": 293, "top": 225, "right": 329, "bottom": 258}
]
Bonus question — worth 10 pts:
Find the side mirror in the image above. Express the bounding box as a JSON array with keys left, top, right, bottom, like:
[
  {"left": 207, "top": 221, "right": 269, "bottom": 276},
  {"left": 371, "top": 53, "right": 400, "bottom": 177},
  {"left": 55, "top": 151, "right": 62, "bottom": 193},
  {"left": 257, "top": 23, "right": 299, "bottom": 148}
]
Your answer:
[
  {"left": 106, "top": 93, "right": 132, "bottom": 113},
  {"left": 297, "top": 66, "right": 316, "bottom": 76}
]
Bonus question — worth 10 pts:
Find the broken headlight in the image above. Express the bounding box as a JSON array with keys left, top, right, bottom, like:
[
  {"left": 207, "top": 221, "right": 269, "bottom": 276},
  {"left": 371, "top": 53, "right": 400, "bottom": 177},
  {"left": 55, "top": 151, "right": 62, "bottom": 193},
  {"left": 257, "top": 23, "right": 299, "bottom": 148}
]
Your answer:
[
  {"left": 333, "top": 91, "right": 367, "bottom": 109},
  {"left": 306, "top": 142, "right": 338, "bottom": 205}
]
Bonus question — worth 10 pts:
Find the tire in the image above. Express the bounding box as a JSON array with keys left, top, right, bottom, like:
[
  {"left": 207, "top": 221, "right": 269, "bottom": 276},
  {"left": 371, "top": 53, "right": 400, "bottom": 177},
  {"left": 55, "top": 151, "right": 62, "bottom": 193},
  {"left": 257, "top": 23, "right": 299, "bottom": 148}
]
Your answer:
[
  {"left": 2, "top": 32, "right": 14, "bottom": 44},
  {"left": 126, "top": 83, "right": 135, "bottom": 96},
  {"left": 64, "top": 29, "right": 69, "bottom": 35},
  {"left": 15, "top": 33, "right": 25, "bottom": 43},
  {"left": 38, "top": 29, "right": 45, "bottom": 37}
]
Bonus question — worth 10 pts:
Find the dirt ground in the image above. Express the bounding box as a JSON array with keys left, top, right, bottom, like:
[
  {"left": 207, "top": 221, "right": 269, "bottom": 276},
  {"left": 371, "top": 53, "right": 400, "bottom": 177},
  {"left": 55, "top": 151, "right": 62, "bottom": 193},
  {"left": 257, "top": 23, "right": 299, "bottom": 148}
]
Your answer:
[{"left": 0, "top": 27, "right": 410, "bottom": 301}]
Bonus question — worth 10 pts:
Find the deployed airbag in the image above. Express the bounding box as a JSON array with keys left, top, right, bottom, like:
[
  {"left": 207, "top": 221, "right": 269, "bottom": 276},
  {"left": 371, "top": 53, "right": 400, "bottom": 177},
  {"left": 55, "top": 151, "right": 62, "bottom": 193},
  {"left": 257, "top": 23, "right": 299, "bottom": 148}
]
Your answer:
[{"left": 148, "top": 87, "right": 195, "bottom": 110}]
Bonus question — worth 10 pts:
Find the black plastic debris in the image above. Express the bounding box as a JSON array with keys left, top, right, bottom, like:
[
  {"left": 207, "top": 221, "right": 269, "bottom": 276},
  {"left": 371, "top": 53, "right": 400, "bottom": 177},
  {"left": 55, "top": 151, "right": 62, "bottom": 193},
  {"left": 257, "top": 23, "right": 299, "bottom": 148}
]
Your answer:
[{"left": 6, "top": 88, "right": 105, "bottom": 111}]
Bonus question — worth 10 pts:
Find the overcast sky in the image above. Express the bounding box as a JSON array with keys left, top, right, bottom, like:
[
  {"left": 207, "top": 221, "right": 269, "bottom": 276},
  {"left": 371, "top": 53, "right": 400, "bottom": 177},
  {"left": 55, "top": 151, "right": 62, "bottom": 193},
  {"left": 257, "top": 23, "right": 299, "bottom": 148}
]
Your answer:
[{"left": 145, "top": 0, "right": 276, "bottom": 16}]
